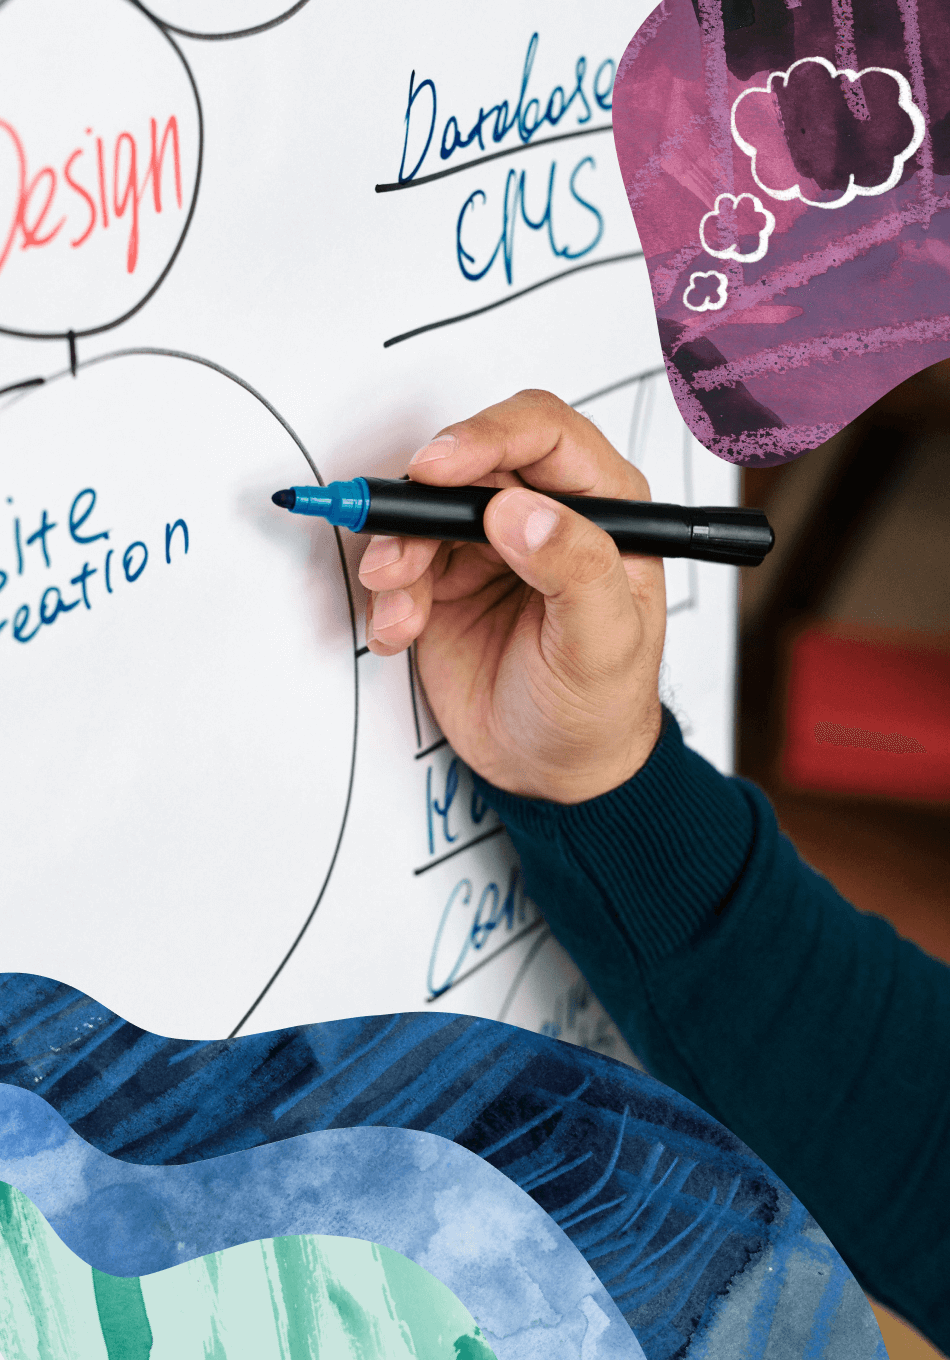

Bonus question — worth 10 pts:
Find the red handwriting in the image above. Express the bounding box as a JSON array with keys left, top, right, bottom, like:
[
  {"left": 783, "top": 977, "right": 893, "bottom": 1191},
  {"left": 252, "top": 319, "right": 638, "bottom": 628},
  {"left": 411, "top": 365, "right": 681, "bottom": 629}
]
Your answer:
[{"left": 0, "top": 115, "right": 183, "bottom": 276}]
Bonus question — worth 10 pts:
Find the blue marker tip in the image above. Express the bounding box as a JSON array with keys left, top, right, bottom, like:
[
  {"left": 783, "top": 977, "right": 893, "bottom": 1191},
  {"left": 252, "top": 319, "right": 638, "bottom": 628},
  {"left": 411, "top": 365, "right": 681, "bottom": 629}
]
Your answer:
[{"left": 271, "top": 478, "right": 370, "bottom": 531}]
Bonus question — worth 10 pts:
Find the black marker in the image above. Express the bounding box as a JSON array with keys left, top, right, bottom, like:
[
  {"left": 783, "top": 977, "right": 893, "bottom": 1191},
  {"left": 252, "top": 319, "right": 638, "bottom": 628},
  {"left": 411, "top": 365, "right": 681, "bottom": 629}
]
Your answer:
[{"left": 271, "top": 477, "right": 774, "bottom": 567}]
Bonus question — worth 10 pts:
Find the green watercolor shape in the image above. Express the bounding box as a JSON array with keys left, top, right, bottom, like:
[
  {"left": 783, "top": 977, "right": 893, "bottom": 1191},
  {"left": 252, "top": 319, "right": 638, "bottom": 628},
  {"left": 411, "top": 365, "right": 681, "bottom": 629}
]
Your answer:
[{"left": 0, "top": 1180, "right": 497, "bottom": 1360}]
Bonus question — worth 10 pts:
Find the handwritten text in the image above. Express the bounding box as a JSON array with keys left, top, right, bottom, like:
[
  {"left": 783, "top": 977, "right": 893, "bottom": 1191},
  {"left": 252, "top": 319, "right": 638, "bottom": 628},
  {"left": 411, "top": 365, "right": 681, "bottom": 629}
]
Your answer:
[
  {"left": 1, "top": 486, "right": 189, "bottom": 646},
  {"left": 398, "top": 33, "right": 614, "bottom": 182},
  {"left": 0, "top": 115, "right": 183, "bottom": 276}
]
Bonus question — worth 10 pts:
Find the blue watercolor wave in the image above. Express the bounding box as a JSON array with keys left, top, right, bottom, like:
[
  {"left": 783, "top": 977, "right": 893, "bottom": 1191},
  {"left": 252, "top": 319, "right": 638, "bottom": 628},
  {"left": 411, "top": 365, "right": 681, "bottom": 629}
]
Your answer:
[
  {"left": 0, "top": 973, "right": 883, "bottom": 1360},
  {"left": 0, "top": 1082, "right": 642, "bottom": 1360}
]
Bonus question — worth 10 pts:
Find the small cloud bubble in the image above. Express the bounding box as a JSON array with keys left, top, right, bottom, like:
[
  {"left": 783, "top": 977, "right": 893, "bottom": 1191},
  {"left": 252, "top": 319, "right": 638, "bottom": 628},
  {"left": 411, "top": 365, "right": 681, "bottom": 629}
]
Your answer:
[
  {"left": 700, "top": 192, "right": 776, "bottom": 263},
  {"left": 683, "top": 270, "right": 729, "bottom": 312}
]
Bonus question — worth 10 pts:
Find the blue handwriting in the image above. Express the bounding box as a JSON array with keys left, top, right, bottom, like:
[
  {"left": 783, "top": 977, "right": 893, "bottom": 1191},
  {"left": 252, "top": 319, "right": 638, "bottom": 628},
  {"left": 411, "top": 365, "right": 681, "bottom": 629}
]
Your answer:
[
  {"left": 427, "top": 866, "right": 535, "bottom": 999},
  {"left": 425, "top": 756, "right": 496, "bottom": 855},
  {"left": 426, "top": 757, "right": 460, "bottom": 855},
  {"left": 457, "top": 154, "right": 603, "bottom": 284},
  {"left": 1, "top": 486, "right": 188, "bottom": 646},
  {"left": 398, "top": 33, "right": 615, "bottom": 183}
]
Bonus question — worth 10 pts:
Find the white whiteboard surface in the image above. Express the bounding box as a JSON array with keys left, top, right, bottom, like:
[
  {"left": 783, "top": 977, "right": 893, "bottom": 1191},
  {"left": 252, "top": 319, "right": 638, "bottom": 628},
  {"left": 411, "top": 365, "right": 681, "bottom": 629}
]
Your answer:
[{"left": 0, "top": 0, "right": 736, "bottom": 1048}]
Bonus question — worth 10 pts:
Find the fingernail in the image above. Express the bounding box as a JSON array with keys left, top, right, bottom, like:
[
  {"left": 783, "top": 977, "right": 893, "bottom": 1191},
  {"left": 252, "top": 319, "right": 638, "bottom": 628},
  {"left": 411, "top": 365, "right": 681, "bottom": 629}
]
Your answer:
[
  {"left": 359, "top": 535, "right": 402, "bottom": 578},
  {"left": 371, "top": 588, "right": 414, "bottom": 633},
  {"left": 495, "top": 490, "right": 559, "bottom": 555},
  {"left": 409, "top": 434, "right": 457, "bottom": 465}
]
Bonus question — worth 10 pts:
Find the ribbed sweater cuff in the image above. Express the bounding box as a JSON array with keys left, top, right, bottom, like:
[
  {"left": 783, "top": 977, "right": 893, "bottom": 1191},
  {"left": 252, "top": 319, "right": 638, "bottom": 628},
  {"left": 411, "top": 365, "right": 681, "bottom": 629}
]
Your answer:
[{"left": 472, "top": 709, "right": 756, "bottom": 966}]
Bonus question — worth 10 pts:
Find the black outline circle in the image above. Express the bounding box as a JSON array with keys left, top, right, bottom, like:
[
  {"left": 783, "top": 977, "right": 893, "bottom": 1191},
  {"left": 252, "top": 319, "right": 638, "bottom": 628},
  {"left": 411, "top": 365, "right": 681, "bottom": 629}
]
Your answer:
[
  {"left": 134, "top": 0, "right": 311, "bottom": 41},
  {"left": 0, "top": 3, "right": 204, "bottom": 341},
  {"left": 1, "top": 347, "right": 360, "bottom": 1038}
]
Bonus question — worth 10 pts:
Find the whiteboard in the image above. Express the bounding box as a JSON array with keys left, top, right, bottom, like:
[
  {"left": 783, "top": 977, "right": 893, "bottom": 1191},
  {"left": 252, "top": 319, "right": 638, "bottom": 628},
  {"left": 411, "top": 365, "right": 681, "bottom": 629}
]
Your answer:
[{"left": 0, "top": 0, "right": 737, "bottom": 1048}]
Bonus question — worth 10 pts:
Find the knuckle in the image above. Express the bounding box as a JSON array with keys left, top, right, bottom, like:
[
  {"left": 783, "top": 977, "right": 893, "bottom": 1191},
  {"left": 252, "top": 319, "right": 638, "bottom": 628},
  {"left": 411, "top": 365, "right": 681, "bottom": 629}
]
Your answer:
[
  {"left": 624, "top": 464, "right": 651, "bottom": 500},
  {"left": 445, "top": 411, "right": 498, "bottom": 451},
  {"left": 512, "top": 388, "right": 567, "bottom": 416},
  {"left": 565, "top": 527, "right": 617, "bottom": 587},
  {"left": 574, "top": 408, "right": 607, "bottom": 443}
]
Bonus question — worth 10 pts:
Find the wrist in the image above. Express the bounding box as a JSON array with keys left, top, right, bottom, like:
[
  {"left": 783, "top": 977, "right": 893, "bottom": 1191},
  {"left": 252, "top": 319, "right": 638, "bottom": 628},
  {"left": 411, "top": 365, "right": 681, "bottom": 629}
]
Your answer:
[
  {"left": 533, "top": 699, "right": 664, "bottom": 804},
  {"left": 473, "top": 707, "right": 758, "bottom": 965}
]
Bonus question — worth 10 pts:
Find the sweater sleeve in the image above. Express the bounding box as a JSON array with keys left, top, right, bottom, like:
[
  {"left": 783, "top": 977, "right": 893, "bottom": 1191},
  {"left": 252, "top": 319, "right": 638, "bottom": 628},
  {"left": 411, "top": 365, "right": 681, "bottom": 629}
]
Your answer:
[{"left": 473, "top": 710, "right": 950, "bottom": 1352}]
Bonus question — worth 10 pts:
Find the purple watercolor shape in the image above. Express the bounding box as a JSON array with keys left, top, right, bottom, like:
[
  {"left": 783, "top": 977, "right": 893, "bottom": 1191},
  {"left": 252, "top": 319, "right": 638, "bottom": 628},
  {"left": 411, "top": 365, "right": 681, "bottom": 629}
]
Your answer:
[{"left": 613, "top": 0, "right": 950, "bottom": 465}]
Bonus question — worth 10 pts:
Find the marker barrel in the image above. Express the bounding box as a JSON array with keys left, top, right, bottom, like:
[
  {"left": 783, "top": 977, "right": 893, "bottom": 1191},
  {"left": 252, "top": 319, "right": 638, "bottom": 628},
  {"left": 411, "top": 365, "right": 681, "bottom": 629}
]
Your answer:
[{"left": 362, "top": 478, "right": 773, "bottom": 567}]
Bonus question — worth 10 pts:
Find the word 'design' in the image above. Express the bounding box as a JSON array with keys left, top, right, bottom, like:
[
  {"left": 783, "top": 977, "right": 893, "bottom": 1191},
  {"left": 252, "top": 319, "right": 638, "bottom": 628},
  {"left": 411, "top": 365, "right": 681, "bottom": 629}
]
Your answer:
[
  {"left": 0, "top": 0, "right": 200, "bottom": 338},
  {"left": 0, "top": 115, "right": 183, "bottom": 278}
]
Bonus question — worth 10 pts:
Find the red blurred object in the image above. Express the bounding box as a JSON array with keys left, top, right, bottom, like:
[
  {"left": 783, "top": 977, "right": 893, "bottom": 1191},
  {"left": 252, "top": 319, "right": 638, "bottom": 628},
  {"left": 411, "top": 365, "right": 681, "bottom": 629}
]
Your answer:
[{"left": 782, "top": 628, "right": 950, "bottom": 802}]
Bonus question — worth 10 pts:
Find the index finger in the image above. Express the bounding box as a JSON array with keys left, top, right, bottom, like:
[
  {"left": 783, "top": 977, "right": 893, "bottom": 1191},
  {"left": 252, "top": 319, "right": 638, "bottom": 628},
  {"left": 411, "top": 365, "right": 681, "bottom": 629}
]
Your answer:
[{"left": 408, "top": 389, "right": 651, "bottom": 504}]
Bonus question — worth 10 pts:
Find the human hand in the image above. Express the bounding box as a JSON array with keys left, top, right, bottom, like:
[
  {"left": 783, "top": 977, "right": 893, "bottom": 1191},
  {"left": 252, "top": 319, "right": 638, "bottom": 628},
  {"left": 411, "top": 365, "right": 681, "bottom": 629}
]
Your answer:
[{"left": 358, "top": 390, "right": 667, "bottom": 803}]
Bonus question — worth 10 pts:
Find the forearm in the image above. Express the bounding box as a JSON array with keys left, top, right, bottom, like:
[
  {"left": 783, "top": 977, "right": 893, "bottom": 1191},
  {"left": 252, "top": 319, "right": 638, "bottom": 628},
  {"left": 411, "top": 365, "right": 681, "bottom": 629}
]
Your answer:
[{"left": 474, "top": 712, "right": 950, "bottom": 1347}]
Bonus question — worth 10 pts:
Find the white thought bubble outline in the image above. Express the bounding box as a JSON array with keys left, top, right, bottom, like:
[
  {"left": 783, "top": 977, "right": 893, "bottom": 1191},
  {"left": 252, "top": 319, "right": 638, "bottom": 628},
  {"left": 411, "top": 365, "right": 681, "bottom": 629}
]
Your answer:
[
  {"left": 699, "top": 192, "right": 777, "bottom": 263},
  {"left": 731, "top": 55, "right": 926, "bottom": 210},
  {"left": 683, "top": 270, "right": 729, "bottom": 311}
]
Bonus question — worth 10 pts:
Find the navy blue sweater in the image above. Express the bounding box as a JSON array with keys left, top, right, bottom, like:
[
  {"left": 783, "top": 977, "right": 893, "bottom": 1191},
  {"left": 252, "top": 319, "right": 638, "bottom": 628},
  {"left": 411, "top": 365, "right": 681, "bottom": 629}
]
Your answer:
[{"left": 475, "top": 711, "right": 950, "bottom": 1353}]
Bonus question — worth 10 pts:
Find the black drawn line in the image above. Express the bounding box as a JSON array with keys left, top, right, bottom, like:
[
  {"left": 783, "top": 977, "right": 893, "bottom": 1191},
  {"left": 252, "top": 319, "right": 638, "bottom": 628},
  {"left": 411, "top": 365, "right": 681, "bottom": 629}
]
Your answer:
[
  {"left": 574, "top": 368, "right": 701, "bottom": 619},
  {"left": 355, "top": 645, "right": 370, "bottom": 659},
  {"left": 682, "top": 423, "right": 695, "bottom": 506},
  {"left": 0, "top": 378, "right": 44, "bottom": 398},
  {"left": 375, "top": 124, "right": 613, "bottom": 193},
  {"left": 571, "top": 366, "right": 667, "bottom": 409},
  {"left": 407, "top": 648, "right": 423, "bottom": 748},
  {"left": 415, "top": 736, "right": 448, "bottom": 760},
  {"left": 666, "top": 596, "right": 696, "bottom": 617},
  {"left": 427, "top": 917, "right": 546, "bottom": 1002},
  {"left": 68, "top": 331, "right": 77, "bottom": 376},
  {"left": 497, "top": 925, "right": 552, "bottom": 1022},
  {"left": 0, "top": 12, "right": 203, "bottom": 342},
  {"left": 134, "top": 0, "right": 312, "bottom": 40},
  {"left": 383, "top": 252, "right": 644, "bottom": 349},
  {"left": 32, "top": 346, "right": 359, "bottom": 1038},
  {"left": 74, "top": 348, "right": 323, "bottom": 483},
  {"left": 414, "top": 823, "right": 506, "bottom": 875}
]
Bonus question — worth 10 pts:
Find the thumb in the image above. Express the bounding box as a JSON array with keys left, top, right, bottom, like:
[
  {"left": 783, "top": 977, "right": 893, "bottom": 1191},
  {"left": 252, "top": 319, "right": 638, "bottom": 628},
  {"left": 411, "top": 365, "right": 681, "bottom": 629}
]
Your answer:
[{"left": 483, "top": 487, "right": 644, "bottom": 685}]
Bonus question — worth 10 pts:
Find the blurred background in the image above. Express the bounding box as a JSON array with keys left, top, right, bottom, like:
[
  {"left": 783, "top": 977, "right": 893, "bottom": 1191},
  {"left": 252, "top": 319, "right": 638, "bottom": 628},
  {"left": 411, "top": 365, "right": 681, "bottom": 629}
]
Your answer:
[{"left": 737, "top": 358, "right": 950, "bottom": 1360}]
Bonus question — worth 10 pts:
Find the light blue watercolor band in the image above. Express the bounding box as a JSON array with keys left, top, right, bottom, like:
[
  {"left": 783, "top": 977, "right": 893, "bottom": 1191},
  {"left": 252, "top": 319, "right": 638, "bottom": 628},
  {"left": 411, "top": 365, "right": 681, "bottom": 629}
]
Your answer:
[{"left": 0, "top": 1081, "right": 645, "bottom": 1360}]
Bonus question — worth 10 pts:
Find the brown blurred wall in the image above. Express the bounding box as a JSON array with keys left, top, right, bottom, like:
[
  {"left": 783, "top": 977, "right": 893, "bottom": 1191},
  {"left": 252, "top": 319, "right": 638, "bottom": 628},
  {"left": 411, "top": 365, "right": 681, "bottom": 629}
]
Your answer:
[{"left": 736, "top": 360, "right": 950, "bottom": 1359}]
